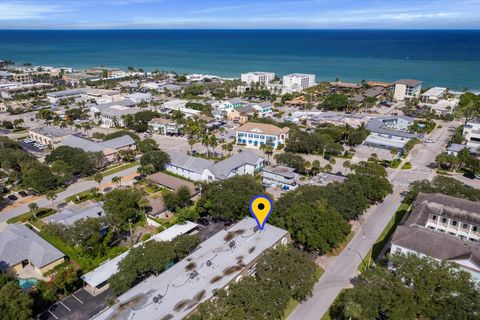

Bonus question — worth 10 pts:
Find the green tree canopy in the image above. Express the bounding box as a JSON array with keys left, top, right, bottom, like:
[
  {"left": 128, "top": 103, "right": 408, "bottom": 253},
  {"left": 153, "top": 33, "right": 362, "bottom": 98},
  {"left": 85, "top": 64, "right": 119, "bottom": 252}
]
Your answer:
[
  {"left": 103, "top": 188, "right": 145, "bottom": 232},
  {"left": 140, "top": 150, "right": 170, "bottom": 172},
  {"left": 0, "top": 272, "right": 33, "bottom": 320}
]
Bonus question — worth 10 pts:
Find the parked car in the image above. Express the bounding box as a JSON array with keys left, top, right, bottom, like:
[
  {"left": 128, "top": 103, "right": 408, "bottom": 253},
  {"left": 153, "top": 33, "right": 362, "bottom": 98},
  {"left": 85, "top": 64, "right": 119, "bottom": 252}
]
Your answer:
[
  {"left": 18, "top": 191, "right": 28, "bottom": 197},
  {"left": 197, "top": 217, "right": 210, "bottom": 226},
  {"left": 463, "top": 171, "right": 475, "bottom": 179},
  {"left": 7, "top": 194, "right": 18, "bottom": 201},
  {"left": 425, "top": 139, "right": 435, "bottom": 143}
]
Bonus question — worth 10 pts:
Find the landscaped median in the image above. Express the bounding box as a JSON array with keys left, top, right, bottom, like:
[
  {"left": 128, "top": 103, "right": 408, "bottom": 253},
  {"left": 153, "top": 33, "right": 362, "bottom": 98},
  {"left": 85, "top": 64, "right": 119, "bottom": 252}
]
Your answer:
[
  {"left": 358, "top": 202, "right": 410, "bottom": 272},
  {"left": 88, "top": 160, "right": 139, "bottom": 179}
]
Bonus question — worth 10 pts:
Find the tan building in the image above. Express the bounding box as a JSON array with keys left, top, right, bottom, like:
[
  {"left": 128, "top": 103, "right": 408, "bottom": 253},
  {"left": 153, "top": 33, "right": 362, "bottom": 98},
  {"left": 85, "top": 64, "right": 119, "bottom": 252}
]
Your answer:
[
  {"left": 29, "top": 127, "right": 76, "bottom": 147},
  {"left": 0, "top": 224, "right": 65, "bottom": 279}
]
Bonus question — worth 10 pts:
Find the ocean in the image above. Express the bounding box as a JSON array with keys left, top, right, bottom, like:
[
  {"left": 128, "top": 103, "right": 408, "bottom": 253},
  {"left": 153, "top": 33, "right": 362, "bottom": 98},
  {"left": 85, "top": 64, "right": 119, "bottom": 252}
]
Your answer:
[{"left": 1, "top": 29, "right": 479, "bottom": 90}]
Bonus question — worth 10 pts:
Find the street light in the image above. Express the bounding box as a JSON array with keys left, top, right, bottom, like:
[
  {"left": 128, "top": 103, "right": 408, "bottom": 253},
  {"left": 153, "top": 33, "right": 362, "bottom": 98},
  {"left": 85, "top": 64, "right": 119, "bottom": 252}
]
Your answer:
[{"left": 348, "top": 248, "right": 369, "bottom": 270}]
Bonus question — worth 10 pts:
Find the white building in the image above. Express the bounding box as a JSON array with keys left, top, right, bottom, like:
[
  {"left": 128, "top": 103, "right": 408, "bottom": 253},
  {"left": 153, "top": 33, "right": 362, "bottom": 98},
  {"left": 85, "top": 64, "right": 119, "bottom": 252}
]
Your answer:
[
  {"left": 282, "top": 73, "right": 316, "bottom": 93},
  {"left": 261, "top": 165, "right": 298, "bottom": 190},
  {"left": 421, "top": 87, "right": 447, "bottom": 104},
  {"left": 250, "top": 102, "right": 273, "bottom": 118},
  {"left": 100, "top": 105, "right": 141, "bottom": 128},
  {"left": 392, "top": 79, "right": 423, "bottom": 101},
  {"left": 241, "top": 72, "right": 275, "bottom": 85},
  {"left": 463, "top": 122, "right": 480, "bottom": 149},
  {"left": 160, "top": 99, "right": 200, "bottom": 117},
  {"left": 236, "top": 122, "right": 290, "bottom": 150},
  {"left": 391, "top": 193, "right": 480, "bottom": 283},
  {"left": 47, "top": 89, "right": 86, "bottom": 104}
]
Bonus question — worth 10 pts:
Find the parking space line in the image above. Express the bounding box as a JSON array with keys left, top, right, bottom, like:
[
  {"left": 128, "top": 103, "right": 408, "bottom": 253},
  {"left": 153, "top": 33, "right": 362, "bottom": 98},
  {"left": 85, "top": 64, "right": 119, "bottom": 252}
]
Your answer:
[
  {"left": 48, "top": 310, "right": 59, "bottom": 320},
  {"left": 60, "top": 301, "right": 72, "bottom": 311},
  {"left": 72, "top": 293, "right": 84, "bottom": 304}
]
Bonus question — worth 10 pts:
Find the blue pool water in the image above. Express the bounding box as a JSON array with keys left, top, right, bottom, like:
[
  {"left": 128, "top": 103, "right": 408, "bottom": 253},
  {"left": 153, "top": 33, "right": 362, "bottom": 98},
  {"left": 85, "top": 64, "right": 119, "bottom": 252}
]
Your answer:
[
  {"left": 18, "top": 277, "right": 39, "bottom": 289},
  {"left": 0, "top": 29, "right": 479, "bottom": 89}
]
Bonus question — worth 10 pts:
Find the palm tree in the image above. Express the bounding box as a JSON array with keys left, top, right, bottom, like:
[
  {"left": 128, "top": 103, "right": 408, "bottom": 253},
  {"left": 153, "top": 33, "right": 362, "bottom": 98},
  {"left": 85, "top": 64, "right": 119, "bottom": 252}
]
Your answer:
[
  {"left": 323, "top": 164, "right": 333, "bottom": 173},
  {"left": 390, "top": 148, "right": 398, "bottom": 164},
  {"left": 28, "top": 202, "right": 39, "bottom": 219},
  {"left": 112, "top": 176, "right": 122, "bottom": 187},
  {"left": 188, "top": 138, "right": 197, "bottom": 154},
  {"left": 312, "top": 160, "right": 321, "bottom": 176},
  {"left": 45, "top": 191, "right": 57, "bottom": 207},
  {"left": 93, "top": 172, "right": 103, "bottom": 188},
  {"left": 343, "top": 160, "right": 352, "bottom": 175},
  {"left": 209, "top": 135, "right": 218, "bottom": 157},
  {"left": 304, "top": 161, "right": 312, "bottom": 177},
  {"left": 201, "top": 135, "right": 210, "bottom": 157}
]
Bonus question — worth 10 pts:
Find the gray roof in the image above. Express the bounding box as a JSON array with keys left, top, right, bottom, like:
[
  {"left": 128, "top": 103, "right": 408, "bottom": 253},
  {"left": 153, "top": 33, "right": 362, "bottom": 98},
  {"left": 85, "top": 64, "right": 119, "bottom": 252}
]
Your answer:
[
  {"left": 406, "top": 193, "right": 480, "bottom": 227},
  {"left": 394, "top": 79, "right": 423, "bottom": 87},
  {"left": 0, "top": 224, "right": 64, "bottom": 268},
  {"left": 159, "top": 84, "right": 182, "bottom": 91},
  {"left": 206, "top": 150, "right": 263, "bottom": 180},
  {"left": 447, "top": 143, "right": 477, "bottom": 154},
  {"left": 44, "top": 201, "right": 105, "bottom": 226},
  {"left": 366, "top": 117, "right": 416, "bottom": 139},
  {"left": 364, "top": 87, "right": 385, "bottom": 98},
  {"left": 101, "top": 106, "right": 141, "bottom": 117},
  {"left": 261, "top": 165, "right": 295, "bottom": 179},
  {"left": 167, "top": 150, "right": 214, "bottom": 174},
  {"left": 30, "top": 126, "right": 76, "bottom": 138},
  {"left": 93, "top": 218, "right": 289, "bottom": 320},
  {"left": 47, "top": 89, "right": 86, "bottom": 98},
  {"left": 100, "top": 135, "right": 136, "bottom": 149},
  {"left": 61, "top": 135, "right": 106, "bottom": 153},
  {"left": 93, "top": 99, "right": 136, "bottom": 111},
  {"left": 227, "top": 98, "right": 244, "bottom": 105},
  {"left": 392, "top": 225, "right": 480, "bottom": 268},
  {"left": 237, "top": 106, "right": 256, "bottom": 114}
]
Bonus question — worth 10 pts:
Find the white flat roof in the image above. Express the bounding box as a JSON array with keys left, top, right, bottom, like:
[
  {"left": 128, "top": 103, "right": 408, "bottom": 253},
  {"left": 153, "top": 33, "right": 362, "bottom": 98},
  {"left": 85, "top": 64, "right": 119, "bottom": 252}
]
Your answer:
[
  {"left": 364, "top": 133, "right": 409, "bottom": 149},
  {"left": 422, "top": 87, "right": 447, "bottom": 98},
  {"left": 93, "top": 218, "right": 289, "bottom": 320},
  {"left": 81, "top": 222, "right": 198, "bottom": 288}
]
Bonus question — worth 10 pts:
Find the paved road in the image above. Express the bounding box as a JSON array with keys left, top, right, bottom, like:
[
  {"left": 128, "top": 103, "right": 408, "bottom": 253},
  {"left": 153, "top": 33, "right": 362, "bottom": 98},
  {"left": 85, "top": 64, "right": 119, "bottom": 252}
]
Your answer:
[
  {"left": 288, "top": 122, "right": 457, "bottom": 320},
  {"left": 0, "top": 166, "right": 139, "bottom": 223}
]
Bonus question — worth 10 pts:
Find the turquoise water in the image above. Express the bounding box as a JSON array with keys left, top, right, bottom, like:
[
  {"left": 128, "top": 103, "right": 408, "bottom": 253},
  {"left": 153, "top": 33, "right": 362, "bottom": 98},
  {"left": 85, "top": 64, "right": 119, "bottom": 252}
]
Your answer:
[
  {"left": 1, "top": 30, "right": 479, "bottom": 89},
  {"left": 18, "top": 277, "right": 39, "bottom": 289}
]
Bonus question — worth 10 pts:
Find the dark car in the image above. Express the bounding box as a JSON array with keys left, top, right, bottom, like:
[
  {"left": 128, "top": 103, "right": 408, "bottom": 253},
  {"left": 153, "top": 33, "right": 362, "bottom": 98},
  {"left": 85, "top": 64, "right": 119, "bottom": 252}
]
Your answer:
[
  {"left": 197, "top": 217, "right": 210, "bottom": 226},
  {"left": 7, "top": 194, "right": 18, "bottom": 201},
  {"left": 57, "top": 202, "right": 68, "bottom": 209},
  {"left": 103, "top": 187, "right": 113, "bottom": 192},
  {"left": 463, "top": 171, "right": 475, "bottom": 179},
  {"left": 18, "top": 191, "right": 28, "bottom": 197}
]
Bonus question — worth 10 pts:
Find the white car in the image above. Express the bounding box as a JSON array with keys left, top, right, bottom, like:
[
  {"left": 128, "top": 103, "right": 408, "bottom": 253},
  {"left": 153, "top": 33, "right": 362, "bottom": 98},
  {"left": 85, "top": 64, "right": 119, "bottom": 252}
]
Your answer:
[{"left": 425, "top": 139, "right": 435, "bottom": 143}]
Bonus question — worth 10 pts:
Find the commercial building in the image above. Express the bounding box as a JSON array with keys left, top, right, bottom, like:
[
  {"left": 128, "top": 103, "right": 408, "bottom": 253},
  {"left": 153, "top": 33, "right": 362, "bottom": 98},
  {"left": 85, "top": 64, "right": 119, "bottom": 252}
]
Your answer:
[
  {"left": 161, "top": 99, "right": 201, "bottom": 117},
  {"left": 364, "top": 116, "right": 416, "bottom": 150},
  {"left": 283, "top": 73, "right": 315, "bottom": 93},
  {"left": 261, "top": 165, "right": 298, "bottom": 190},
  {"left": 250, "top": 101, "right": 273, "bottom": 118},
  {"left": 100, "top": 105, "right": 141, "bottom": 127},
  {"left": 241, "top": 71, "right": 275, "bottom": 84},
  {"left": 93, "top": 218, "right": 290, "bottom": 320},
  {"left": 47, "top": 89, "right": 87, "bottom": 104},
  {"left": 82, "top": 222, "right": 198, "bottom": 295},
  {"left": 463, "top": 122, "right": 480, "bottom": 149},
  {"left": 392, "top": 79, "right": 423, "bottom": 101},
  {"left": 0, "top": 224, "right": 65, "bottom": 279},
  {"left": 446, "top": 143, "right": 477, "bottom": 156},
  {"left": 29, "top": 127, "right": 76, "bottom": 147},
  {"left": 236, "top": 122, "right": 290, "bottom": 149},
  {"left": 391, "top": 193, "right": 480, "bottom": 283}
]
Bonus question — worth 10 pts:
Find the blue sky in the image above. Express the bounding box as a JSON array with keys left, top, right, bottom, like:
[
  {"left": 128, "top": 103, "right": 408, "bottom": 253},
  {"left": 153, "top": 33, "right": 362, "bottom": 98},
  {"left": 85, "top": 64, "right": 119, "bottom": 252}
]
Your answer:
[{"left": 0, "top": 0, "right": 479, "bottom": 29}]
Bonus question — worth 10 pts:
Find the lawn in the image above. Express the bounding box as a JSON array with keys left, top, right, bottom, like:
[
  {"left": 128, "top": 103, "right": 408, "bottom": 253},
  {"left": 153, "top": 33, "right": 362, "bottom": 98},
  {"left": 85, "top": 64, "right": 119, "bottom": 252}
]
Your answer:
[
  {"left": 7, "top": 208, "right": 56, "bottom": 224},
  {"left": 93, "top": 161, "right": 139, "bottom": 178},
  {"left": 358, "top": 202, "right": 410, "bottom": 272},
  {"left": 65, "top": 189, "right": 102, "bottom": 203}
]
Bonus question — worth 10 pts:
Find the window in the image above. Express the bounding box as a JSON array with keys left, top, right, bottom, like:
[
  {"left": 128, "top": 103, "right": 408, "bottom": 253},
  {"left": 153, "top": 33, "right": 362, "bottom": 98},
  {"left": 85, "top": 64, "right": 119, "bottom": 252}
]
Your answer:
[
  {"left": 452, "top": 220, "right": 457, "bottom": 226},
  {"left": 463, "top": 223, "right": 468, "bottom": 229},
  {"left": 395, "top": 248, "right": 401, "bottom": 254},
  {"left": 474, "top": 226, "right": 478, "bottom": 232},
  {"left": 442, "top": 218, "right": 447, "bottom": 223},
  {"left": 449, "top": 232, "right": 456, "bottom": 236},
  {"left": 432, "top": 215, "right": 437, "bottom": 221}
]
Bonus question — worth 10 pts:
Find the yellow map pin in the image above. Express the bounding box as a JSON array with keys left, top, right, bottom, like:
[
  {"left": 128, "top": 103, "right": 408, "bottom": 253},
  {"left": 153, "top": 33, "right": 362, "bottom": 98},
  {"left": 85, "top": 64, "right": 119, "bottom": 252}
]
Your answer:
[{"left": 249, "top": 195, "right": 273, "bottom": 230}]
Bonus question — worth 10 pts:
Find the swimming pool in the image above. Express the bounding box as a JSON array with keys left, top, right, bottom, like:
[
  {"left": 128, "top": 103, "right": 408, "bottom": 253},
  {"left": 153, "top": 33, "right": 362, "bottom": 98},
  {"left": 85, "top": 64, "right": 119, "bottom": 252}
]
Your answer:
[{"left": 18, "top": 278, "right": 38, "bottom": 290}]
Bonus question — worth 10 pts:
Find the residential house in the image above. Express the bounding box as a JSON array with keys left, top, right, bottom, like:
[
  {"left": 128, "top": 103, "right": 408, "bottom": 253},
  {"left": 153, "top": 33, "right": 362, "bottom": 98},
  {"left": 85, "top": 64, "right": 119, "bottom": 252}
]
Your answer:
[
  {"left": 148, "top": 118, "right": 182, "bottom": 135},
  {"left": 392, "top": 79, "right": 423, "bottom": 101},
  {"left": 261, "top": 165, "right": 298, "bottom": 190},
  {"left": 221, "top": 98, "right": 246, "bottom": 112},
  {"left": 391, "top": 193, "right": 480, "bottom": 283},
  {"left": 203, "top": 150, "right": 264, "bottom": 181},
  {"left": 165, "top": 150, "right": 214, "bottom": 181},
  {"left": 421, "top": 87, "right": 447, "bottom": 104},
  {"left": 161, "top": 99, "right": 200, "bottom": 117},
  {"left": 126, "top": 92, "right": 152, "bottom": 104},
  {"left": 236, "top": 122, "right": 290, "bottom": 149},
  {"left": 463, "top": 122, "right": 480, "bottom": 149},
  {"left": 146, "top": 172, "right": 199, "bottom": 196},
  {"left": 0, "top": 224, "right": 65, "bottom": 279},
  {"left": 446, "top": 143, "right": 477, "bottom": 156},
  {"left": 250, "top": 102, "right": 273, "bottom": 118},
  {"left": 283, "top": 74, "right": 316, "bottom": 93},
  {"left": 44, "top": 201, "right": 105, "bottom": 226},
  {"left": 100, "top": 105, "right": 141, "bottom": 127},
  {"left": 241, "top": 71, "right": 275, "bottom": 84}
]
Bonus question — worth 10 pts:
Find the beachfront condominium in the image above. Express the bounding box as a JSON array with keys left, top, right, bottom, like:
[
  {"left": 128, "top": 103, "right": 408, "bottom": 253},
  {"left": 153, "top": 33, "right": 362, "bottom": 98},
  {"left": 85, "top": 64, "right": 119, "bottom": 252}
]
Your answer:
[
  {"left": 392, "top": 79, "right": 423, "bottom": 101},
  {"left": 282, "top": 73, "right": 316, "bottom": 93},
  {"left": 241, "top": 71, "right": 275, "bottom": 85}
]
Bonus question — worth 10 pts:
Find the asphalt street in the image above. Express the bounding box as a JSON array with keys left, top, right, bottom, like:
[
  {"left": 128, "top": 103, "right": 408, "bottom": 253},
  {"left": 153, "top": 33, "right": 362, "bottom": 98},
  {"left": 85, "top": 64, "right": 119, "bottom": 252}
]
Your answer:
[{"left": 288, "top": 121, "right": 458, "bottom": 320}]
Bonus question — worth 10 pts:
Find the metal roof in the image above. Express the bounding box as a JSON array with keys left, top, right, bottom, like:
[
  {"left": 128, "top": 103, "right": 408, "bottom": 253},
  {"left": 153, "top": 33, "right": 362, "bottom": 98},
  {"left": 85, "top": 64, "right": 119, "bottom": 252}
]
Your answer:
[
  {"left": 167, "top": 150, "right": 214, "bottom": 175},
  {"left": 0, "top": 224, "right": 64, "bottom": 269},
  {"left": 206, "top": 150, "right": 263, "bottom": 180},
  {"left": 43, "top": 201, "right": 104, "bottom": 226},
  {"left": 100, "top": 135, "right": 136, "bottom": 149}
]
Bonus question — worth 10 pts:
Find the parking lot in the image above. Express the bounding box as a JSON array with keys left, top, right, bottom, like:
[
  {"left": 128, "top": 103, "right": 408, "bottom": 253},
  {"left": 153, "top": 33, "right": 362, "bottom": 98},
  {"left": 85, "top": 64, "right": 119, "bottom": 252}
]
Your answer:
[
  {"left": 38, "top": 288, "right": 109, "bottom": 320},
  {"left": 20, "top": 140, "right": 47, "bottom": 154}
]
